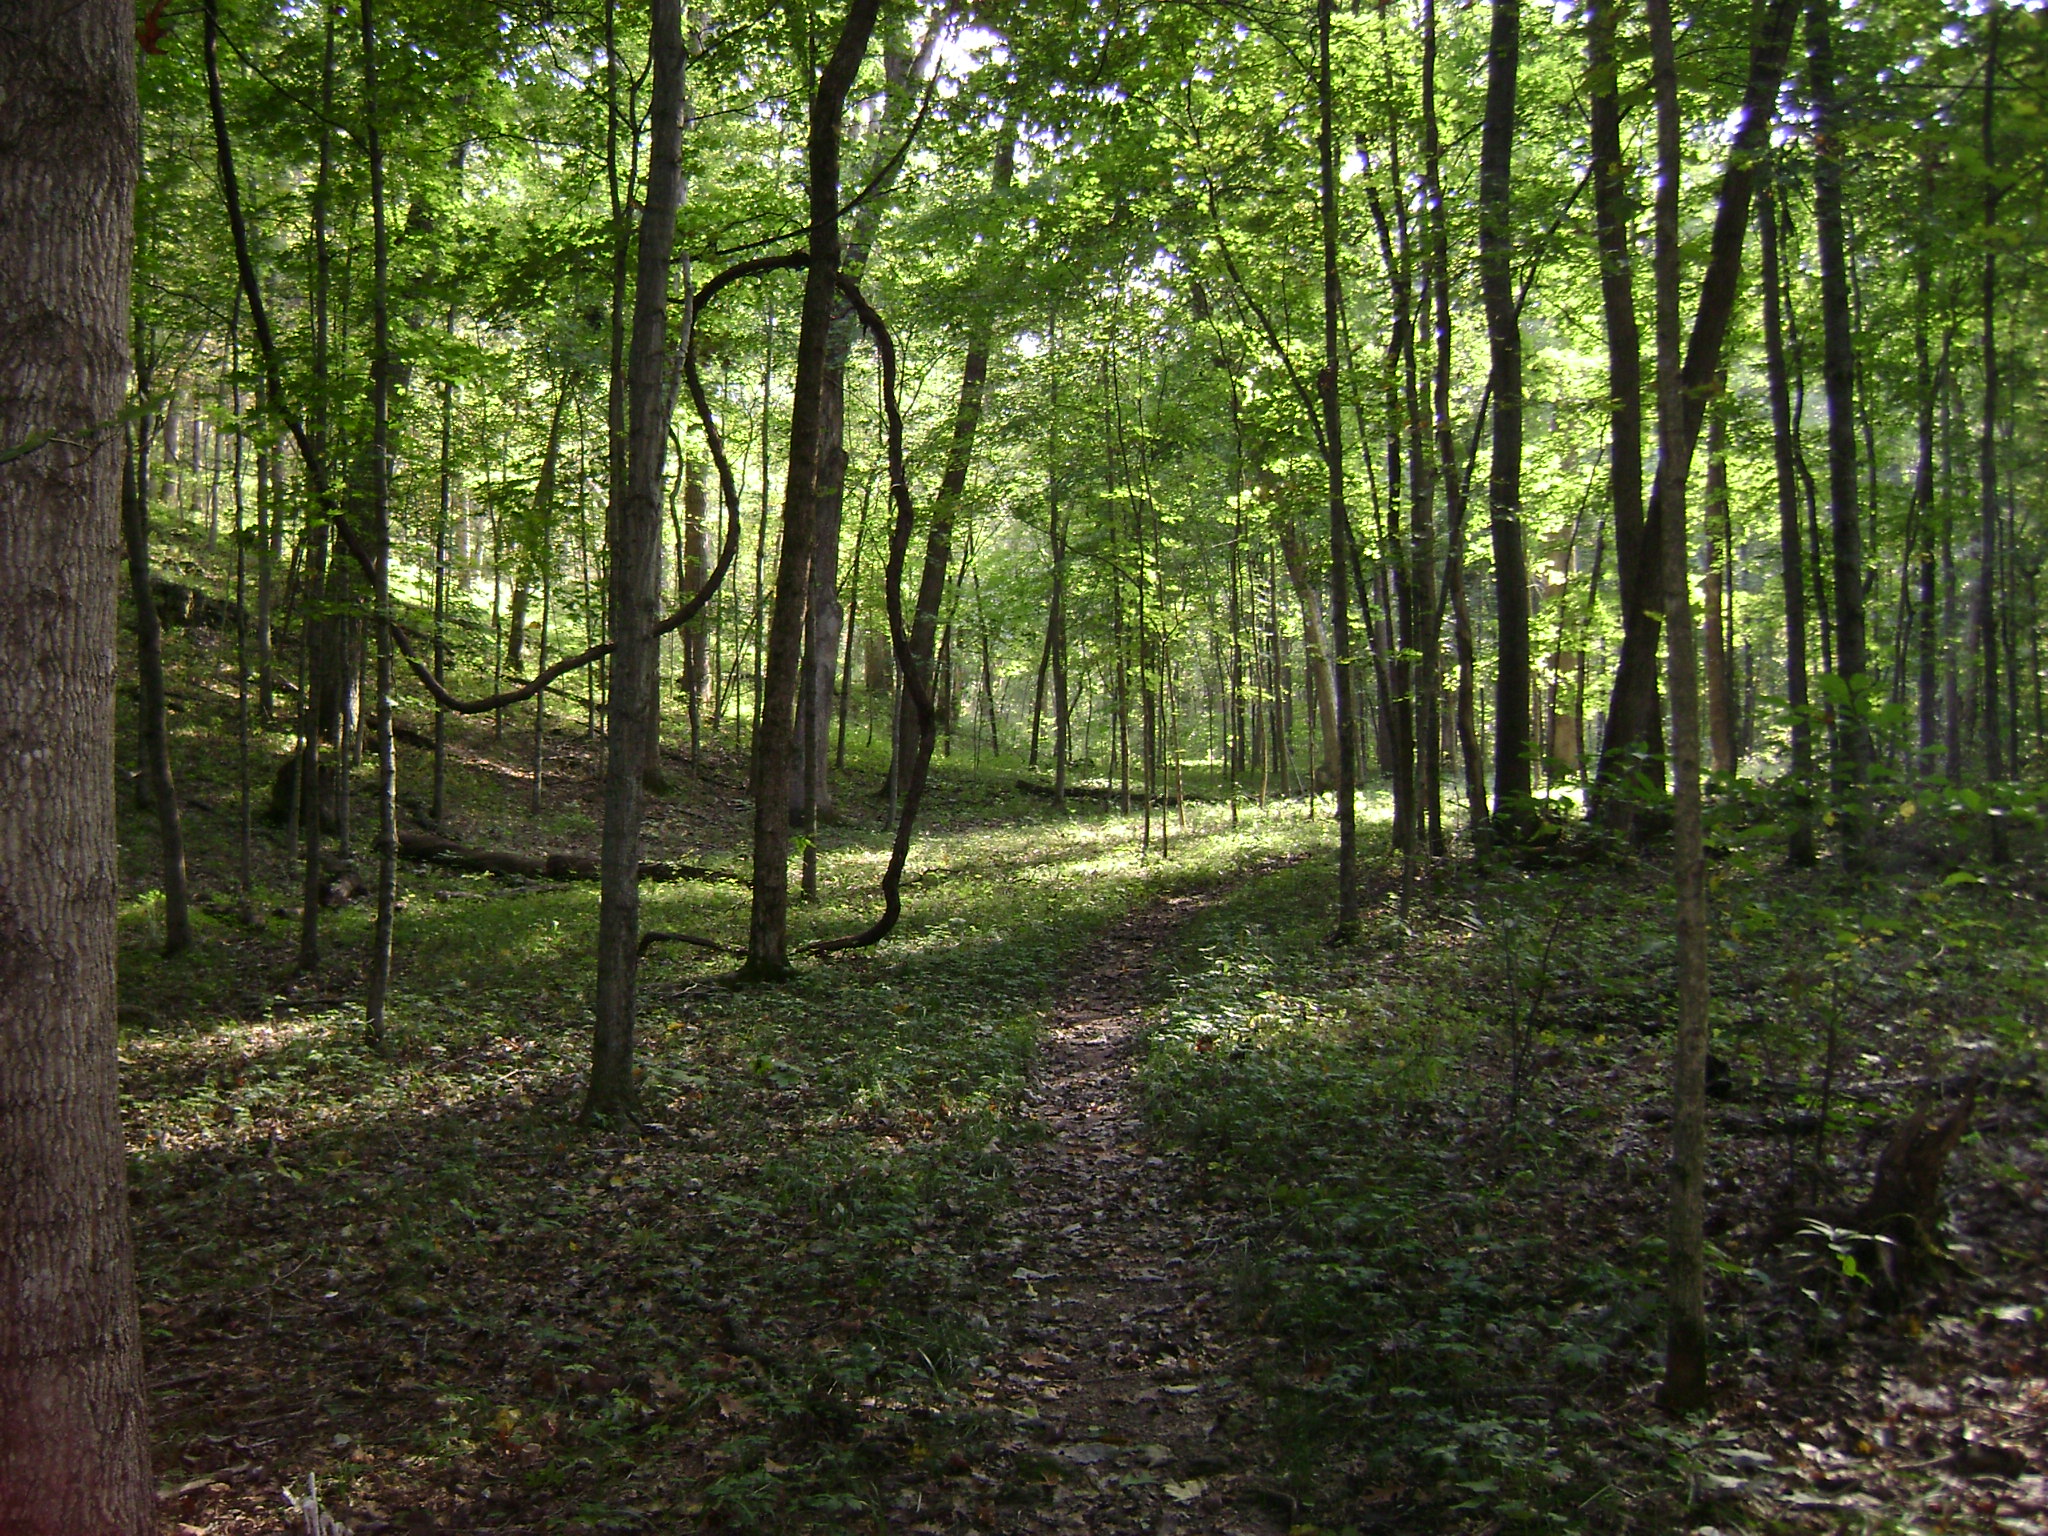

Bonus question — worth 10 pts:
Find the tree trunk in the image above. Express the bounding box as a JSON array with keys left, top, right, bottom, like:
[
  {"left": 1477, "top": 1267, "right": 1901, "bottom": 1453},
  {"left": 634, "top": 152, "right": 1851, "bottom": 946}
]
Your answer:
[
  {"left": 1279, "top": 522, "right": 1343, "bottom": 793},
  {"left": 683, "top": 460, "right": 710, "bottom": 757},
  {"left": 1653, "top": 0, "right": 1802, "bottom": 1413},
  {"left": 1703, "top": 407, "right": 1738, "bottom": 774},
  {"left": 0, "top": 1, "right": 153, "bottom": 1524},
  {"left": 433, "top": 376, "right": 454, "bottom": 822},
  {"left": 1758, "top": 177, "right": 1817, "bottom": 863},
  {"left": 1319, "top": 0, "right": 1357, "bottom": 930},
  {"left": 1479, "top": 0, "right": 1534, "bottom": 840},
  {"left": 586, "top": 0, "right": 686, "bottom": 1114},
  {"left": 362, "top": 0, "right": 399, "bottom": 1045},
  {"left": 1425, "top": 0, "right": 1485, "bottom": 847},
  {"left": 1806, "top": 0, "right": 1870, "bottom": 853},
  {"left": 1586, "top": 0, "right": 1665, "bottom": 830},
  {"left": 1973, "top": 11, "right": 2003, "bottom": 792},
  {"left": 1911, "top": 223, "right": 1943, "bottom": 782},
  {"left": 122, "top": 422, "right": 193, "bottom": 955},
  {"left": 740, "top": 0, "right": 885, "bottom": 980},
  {"left": 799, "top": 25, "right": 929, "bottom": 808}
]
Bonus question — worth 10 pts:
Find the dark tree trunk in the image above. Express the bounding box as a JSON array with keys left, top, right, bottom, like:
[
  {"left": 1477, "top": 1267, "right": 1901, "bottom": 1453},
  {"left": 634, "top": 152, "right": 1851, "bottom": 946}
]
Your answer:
[
  {"left": 1425, "top": 0, "right": 1486, "bottom": 847},
  {"left": 1759, "top": 178, "right": 1817, "bottom": 863},
  {"left": 1318, "top": 0, "right": 1351, "bottom": 925},
  {"left": 586, "top": 0, "right": 687, "bottom": 1113},
  {"left": 683, "top": 461, "right": 710, "bottom": 757},
  {"left": 122, "top": 421, "right": 193, "bottom": 955},
  {"left": 362, "top": 0, "right": 399, "bottom": 1044},
  {"left": 1654, "top": 0, "right": 1802, "bottom": 1414},
  {"left": 1587, "top": 0, "right": 1665, "bottom": 830},
  {"left": 1806, "top": 0, "right": 1871, "bottom": 850},
  {"left": 0, "top": 1, "right": 153, "bottom": 1525},
  {"left": 799, "top": 26, "right": 927, "bottom": 810},
  {"left": 1479, "top": 0, "right": 1534, "bottom": 840},
  {"left": 433, "top": 375, "right": 454, "bottom": 822},
  {"left": 885, "top": 129, "right": 1017, "bottom": 813},
  {"left": 1911, "top": 220, "right": 1944, "bottom": 781},
  {"left": 1973, "top": 11, "right": 2003, "bottom": 790},
  {"left": 741, "top": 0, "right": 885, "bottom": 980},
  {"left": 1703, "top": 408, "right": 1738, "bottom": 774}
]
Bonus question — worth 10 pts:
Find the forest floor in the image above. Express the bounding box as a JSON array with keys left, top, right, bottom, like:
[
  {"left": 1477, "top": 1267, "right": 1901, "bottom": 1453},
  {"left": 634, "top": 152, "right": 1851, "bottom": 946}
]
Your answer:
[{"left": 124, "top": 608, "right": 2048, "bottom": 1536}]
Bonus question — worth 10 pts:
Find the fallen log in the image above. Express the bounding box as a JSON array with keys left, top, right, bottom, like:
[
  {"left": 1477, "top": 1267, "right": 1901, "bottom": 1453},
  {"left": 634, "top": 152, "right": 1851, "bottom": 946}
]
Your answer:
[
  {"left": 396, "top": 830, "right": 741, "bottom": 885},
  {"left": 1012, "top": 778, "right": 1211, "bottom": 806}
]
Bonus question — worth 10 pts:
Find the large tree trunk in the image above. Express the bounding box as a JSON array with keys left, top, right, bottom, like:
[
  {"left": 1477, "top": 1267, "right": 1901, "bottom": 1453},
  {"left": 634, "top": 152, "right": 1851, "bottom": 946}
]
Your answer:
[
  {"left": 741, "top": 0, "right": 885, "bottom": 980},
  {"left": 1758, "top": 178, "right": 1817, "bottom": 863},
  {"left": 0, "top": 2, "right": 153, "bottom": 1526},
  {"left": 586, "top": 0, "right": 687, "bottom": 1113},
  {"left": 1479, "top": 0, "right": 1534, "bottom": 840},
  {"left": 122, "top": 421, "right": 193, "bottom": 955},
  {"left": 1806, "top": 0, "right": 1871, "bottom": 850}
]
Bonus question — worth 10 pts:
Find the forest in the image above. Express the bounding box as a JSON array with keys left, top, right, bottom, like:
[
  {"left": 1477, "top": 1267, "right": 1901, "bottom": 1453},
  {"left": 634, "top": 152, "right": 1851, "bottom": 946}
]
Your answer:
[{"left": 2, "top": 0, "right": 2046, "bottom": 1529}]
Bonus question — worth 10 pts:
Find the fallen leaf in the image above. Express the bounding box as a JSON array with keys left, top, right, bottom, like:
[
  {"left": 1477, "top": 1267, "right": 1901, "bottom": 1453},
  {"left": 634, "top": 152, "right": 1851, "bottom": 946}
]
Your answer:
[
  {"left": 715, "top": 1392, "right": 759, "bottom": 1422},
  {"left": 1164, "top": 1477, "right": 1208, "bottom": 1502},
  {"left": 1054, "top": 1442, "right": 1118, "bottom": 1465}
]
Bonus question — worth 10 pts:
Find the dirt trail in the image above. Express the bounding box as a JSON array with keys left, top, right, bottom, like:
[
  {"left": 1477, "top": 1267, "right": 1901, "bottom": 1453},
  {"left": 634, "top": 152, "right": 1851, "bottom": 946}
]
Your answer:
[{"left": 896, "top": 883, "right": 1290, "bottom": 1535}]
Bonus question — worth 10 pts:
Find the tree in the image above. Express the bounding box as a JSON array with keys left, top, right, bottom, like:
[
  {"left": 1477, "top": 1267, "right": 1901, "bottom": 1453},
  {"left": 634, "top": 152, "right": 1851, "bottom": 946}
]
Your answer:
[
  {"left": 740, "top": 0, "right": 887, "bottom": 981},
  {"left": 586, "top": 0, "right": 689, "bottom": 1116},
  {"left": 0, "top": 0, "right": 153, "bottom": 1526},
  {"left": 1478, "top": 0, "right": 1534, "bottom": 841},
  {"left": 1806, "top": 0, "right": 1871, "bottom": 851},
  {"left": 1317, "top": 0, "right": 1360, "bottom": 935},
  {"left": 1654, "top": 0, "right": 1802, "bottom": 1412}
]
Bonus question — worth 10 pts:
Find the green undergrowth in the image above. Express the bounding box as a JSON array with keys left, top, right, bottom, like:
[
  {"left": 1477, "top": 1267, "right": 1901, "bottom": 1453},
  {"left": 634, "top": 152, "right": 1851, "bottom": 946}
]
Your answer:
[
  {"left": 123, "top": 731, "right": 1331, "bottom": 1531},
  {"left": 1138, "top": 817, "right": 2048, "bottom": 1534}
]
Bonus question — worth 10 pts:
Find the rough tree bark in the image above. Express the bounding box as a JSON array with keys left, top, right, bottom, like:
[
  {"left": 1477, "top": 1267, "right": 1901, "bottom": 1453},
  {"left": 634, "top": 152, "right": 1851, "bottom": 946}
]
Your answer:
[
  {"left": 0, "top": 0, "right": 154, "bottom": 1525},
  {"left": 586, "top": 0, "right": 687, "bottom": 1114}
]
